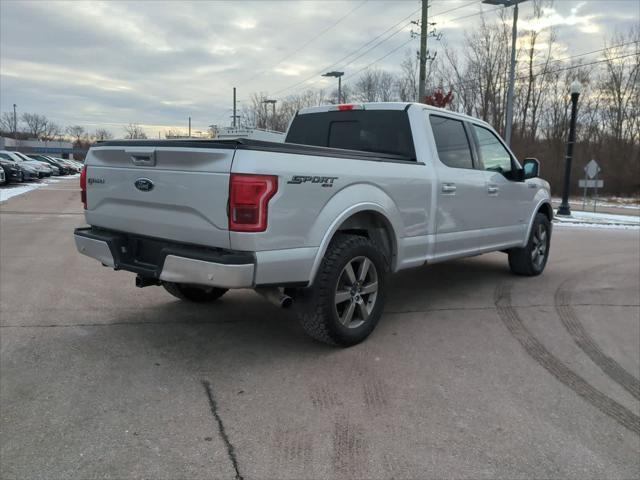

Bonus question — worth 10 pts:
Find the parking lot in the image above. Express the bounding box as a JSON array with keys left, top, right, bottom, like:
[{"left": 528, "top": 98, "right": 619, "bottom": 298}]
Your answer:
[{"left": 1, "top": 176, "right": 638, "bottom": 479}]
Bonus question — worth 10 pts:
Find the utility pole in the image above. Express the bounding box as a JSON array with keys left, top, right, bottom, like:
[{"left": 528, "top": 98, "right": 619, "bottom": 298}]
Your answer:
[
  {"left": 418, "top": 0, "right": 429, "bottom": 102},
  {"left": 233, "top": 87, "right": 237, "bottom": 128},
  {"left": 188, "top": 116, "right": 191, "bottom": 137},
  {"left": 13, "top": 104, "right": 17, "bottom": 139}
]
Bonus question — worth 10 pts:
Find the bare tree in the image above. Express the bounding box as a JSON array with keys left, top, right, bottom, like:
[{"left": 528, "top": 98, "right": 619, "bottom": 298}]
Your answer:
[
  {"left": 599, "top": 28, "right": 640, "bottom": 144},
  {"left": 516, "top": 0, "right": 555, "bottom": 140},
  {"left": 94, "top": 128, "right": 113, "bottom": 141},
  {"left": 0, "top": 112, "right": 16, "bottom": 133},
  {"left": 124, "top": 123, "right": 147, "bottom": 139},
  {"left": 43, "top": 121, "right": 62, "bottom": 141},
  {"left": 396, "top": 51, "right": 418, "bottom": 102},
  {"left": 21, "top": 113, "right": 49, "bottom": 138},
  {"left": 66, "top": 125, "right": 86, "bottom": 144},
  {"left": 353, "top": 69, "right": 381, "bottom": 102}
]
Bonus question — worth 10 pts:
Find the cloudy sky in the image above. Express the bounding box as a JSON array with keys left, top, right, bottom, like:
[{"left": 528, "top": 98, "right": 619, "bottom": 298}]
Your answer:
[{"left": 1, "top": 0, "right": 637, "bottom": 137}]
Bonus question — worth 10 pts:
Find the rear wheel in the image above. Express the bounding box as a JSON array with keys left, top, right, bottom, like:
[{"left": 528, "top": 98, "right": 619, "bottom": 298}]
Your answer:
[
  {"left": 296, "top": 234, "right": 388, "bottom": 347},
  {"left": 508, "top": 213, "right": 551, "bottom": 276},
  {"left": 162, "top": 282, "right": 228, "bottom": 303}
]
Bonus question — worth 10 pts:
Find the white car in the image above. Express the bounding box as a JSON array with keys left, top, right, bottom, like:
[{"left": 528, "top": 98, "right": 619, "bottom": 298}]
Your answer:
[{"left": 75, "top": 102, "right": 552, "bottom": 346}]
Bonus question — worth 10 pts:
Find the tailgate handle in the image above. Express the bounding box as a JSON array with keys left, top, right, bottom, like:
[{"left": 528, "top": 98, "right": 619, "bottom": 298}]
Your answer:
[{"left": 126, "top": 149, "right": 156, "bottom": 166}]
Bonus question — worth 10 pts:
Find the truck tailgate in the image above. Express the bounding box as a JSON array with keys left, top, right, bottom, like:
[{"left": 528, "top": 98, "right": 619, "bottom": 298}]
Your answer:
[{"left": 85, "top": 145, "right": 234, "bottom": 249}]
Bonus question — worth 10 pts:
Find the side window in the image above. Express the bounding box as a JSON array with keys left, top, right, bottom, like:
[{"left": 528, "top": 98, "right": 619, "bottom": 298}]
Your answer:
[
  {"left": 429, "top": 115, "right": 474, "bottom": 169},
  {"left": 473, "top": 125, "right": 512, "bottom": 174},
  {"left": 0, "top": 153, "right": 13, "bottom": 161}
]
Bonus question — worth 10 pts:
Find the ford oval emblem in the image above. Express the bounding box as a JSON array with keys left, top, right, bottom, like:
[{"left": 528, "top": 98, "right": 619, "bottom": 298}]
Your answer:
[{"left": 134, "top": 178, "right": 154, "bottom": 192}]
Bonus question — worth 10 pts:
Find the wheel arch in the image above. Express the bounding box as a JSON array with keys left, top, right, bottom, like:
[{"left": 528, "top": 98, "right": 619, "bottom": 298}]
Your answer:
[
  {"left": 523, "top": 198, "right": 553, "bottom": 247},
  {"left": 308, "top": 202, "right": 401, "bottom": 286},
  {"left": 537, "top": 202, "right": 553, "bottom": 222}
]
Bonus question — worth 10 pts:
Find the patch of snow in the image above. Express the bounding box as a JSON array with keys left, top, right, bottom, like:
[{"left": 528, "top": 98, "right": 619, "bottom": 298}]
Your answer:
[
  {"left": 0, "top": 175, "right": 81, "bottom": 203},
  {"left": 551, "top": 197, "right": 640, "bottom": 210},
  {"left": 0, "top": 183, "right": 44, "bottom": 203},
  {"left": 562, "top": 211, "right": 639, "bottom": 223},
  {"left": 554, "top": 210, "right": 639, "bottom": 230},
  {"left": 554, "top": 222, "right": 639, "bottom": 230}
]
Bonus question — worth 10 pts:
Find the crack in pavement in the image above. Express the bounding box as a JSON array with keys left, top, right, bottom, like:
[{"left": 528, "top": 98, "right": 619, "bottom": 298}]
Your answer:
[{"left": 201, "top": 380, "right": 244, "bottom": 480}]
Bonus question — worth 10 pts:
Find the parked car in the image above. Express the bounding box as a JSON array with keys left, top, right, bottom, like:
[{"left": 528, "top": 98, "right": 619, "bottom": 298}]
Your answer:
[
  {"left": 0, "top": 152, "right": 39, "bottom": 181},
  {"left": 0, "top": 167, "right": 5, "bottom": 185},
  {"left": 56, "top": 158, "right": 82, "bottom": 173},
  {"left": 13, "top": 152, "right": 52, "bottom": 177},
  {"left": 27, "top": 154, "right": 70, "bottom": 175},
  {"left": 75, "top": 102, "right": 552, "bottom": 346},
  {"left": 0, "top": 157, "right": 24, "bottom": 183},
  {"left": 0, "top": 150, "right": 51, "bottom": 179}
]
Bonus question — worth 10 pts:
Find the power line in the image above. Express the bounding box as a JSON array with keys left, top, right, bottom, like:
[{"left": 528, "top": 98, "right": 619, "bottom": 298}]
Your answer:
[
  {"left": 237, "top": 0, "right": 369, "bottom": 87},
  {"left": 531, "top": 40, "right": 639, "bottom": 70},
  {"left": 344, "top": 3, "right": 502, "bottom": 82},
  {"left": 445, "top": 51, "right": 638, "bottom": 94},
  {"left": 270, "top": 0, "right": 485, "bottom": 99},
  {"left": 344, "top": 38, "right": 415, "bottom": 81},
  {"left": 264, "top": 6, "right": 422, "bottom": 98}
]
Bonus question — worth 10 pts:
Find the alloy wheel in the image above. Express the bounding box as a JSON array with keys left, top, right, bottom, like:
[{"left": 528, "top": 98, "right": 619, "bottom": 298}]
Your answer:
[
  {"left": 531, "top": 223, "right": 548, "bottom": 269},
  {"left": 334, "top": 256, "right": 379, "bottom": 329}
]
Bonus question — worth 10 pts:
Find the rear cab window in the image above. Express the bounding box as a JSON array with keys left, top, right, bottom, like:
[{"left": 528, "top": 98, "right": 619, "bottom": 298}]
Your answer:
[
  {"left": 428, "top": 115, "right": 475, "bottom": 169},
  {"left": 285, "top": 109, "right": 416, "bottom": 160}
]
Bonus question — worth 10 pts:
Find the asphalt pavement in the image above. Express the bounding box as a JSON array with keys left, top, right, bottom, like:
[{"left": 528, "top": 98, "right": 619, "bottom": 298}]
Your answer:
[{"left": 1, "top": 177, "right": 639, "bottom": 479}]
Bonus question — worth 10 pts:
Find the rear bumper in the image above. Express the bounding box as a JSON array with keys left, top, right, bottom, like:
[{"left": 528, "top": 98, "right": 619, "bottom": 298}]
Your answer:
[{"left": 74, "top": 227, "right": 255, "bottom": 288}]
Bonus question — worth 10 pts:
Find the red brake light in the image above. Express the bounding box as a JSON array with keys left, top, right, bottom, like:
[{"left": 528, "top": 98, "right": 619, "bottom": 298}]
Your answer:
[
  {"left": 229, "top": 174, "right": 278, "bottom": 232},
  {"left": 80, "top": 166, "right": 87, "bottom": 209},
  {"left": 328, "top": 104, "right": 364, "bottom": 112}
]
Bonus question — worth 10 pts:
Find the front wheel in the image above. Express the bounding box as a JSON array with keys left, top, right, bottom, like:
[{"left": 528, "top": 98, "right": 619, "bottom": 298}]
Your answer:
[
  {"left": 162, "top": 282, "right": 228, "bottom": 303},
  {"left": 508, "top": 213, "right": 551, "bottom": 276},
  {"left": 296, "top": 234, "right": 388, "bottom": 347}
]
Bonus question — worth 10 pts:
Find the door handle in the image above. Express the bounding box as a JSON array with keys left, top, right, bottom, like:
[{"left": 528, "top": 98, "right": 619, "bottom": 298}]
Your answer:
[
  {"left": 487, "top": 185, "right": 499, "bottom": 195},
  {"left": 441, "top": 183, "right": 457, "bottom": 194}
]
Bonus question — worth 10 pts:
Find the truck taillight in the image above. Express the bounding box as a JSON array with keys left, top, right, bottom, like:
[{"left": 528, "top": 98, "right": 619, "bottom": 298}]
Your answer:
[
  {"left": 229, "top": 174, "right": 278, "bottom": 232},
  {"left": 80, "top": 166, "right": 87, "bottom": 209},
  {"left": 329, "top": 104, "right": 364, "bottom": 111}
]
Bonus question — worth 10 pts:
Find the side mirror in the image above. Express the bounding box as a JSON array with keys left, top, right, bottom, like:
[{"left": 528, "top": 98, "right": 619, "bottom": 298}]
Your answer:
[{"left": 523, "top": 158, "right": 540, "bottom": 179}]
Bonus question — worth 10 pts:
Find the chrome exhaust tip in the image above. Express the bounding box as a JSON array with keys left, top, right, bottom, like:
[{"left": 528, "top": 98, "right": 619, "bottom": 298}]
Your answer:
[{"left": 255, "top": 287, "right": 293, "bottom": 309}]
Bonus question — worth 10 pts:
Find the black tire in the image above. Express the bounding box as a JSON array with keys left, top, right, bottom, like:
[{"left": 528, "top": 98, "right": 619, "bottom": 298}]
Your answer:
[
  {"left": 508, "top": 213, "right": 551, "bottom": 276},
  {"left": 296, "top": 234, "right": 388, "bottom": 347},
  {"left": 162, "top": 282, "right": 228, "bottom": 303}
]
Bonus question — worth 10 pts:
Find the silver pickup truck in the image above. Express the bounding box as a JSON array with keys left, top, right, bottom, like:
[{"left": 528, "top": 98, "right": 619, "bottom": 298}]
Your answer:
[{"left": 75, "top": 102, "right": 552, "bottom": 346}]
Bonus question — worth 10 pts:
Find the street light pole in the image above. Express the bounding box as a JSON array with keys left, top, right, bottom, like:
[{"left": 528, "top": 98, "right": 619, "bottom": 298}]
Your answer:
[
  {"left": 322, "top": 71, "right": 345, "bottom": 103},
  {"left": 504, "top": 2, "right": 518, "bottom": 146},
  {"left": 482, "top": 0, "right": 527, "bottom": 146},
  {"left": 13, "top": 104, "right": 17, "bottom": 139},
  {"left": 557, "top": 80, "right": 582, "bottom": 217}
]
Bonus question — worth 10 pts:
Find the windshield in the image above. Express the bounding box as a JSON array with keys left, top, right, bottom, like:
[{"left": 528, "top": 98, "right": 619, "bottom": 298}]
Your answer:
[
  {"left": 4, "top": 152, "right": 23, "bottom": 162},
  {"left": 285, "top": 109, "right": 416, "bottom": 160},
  {"left": 14, "top": 152, "right": 33, "bottom": 162}
]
